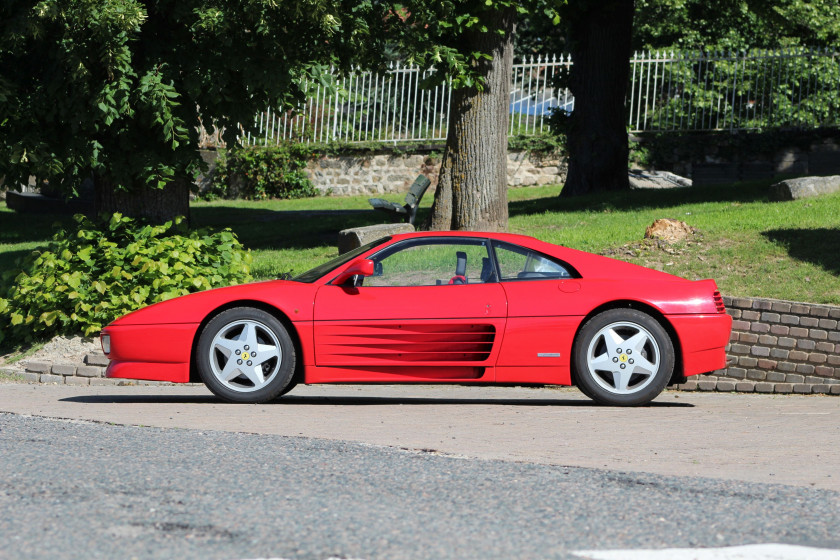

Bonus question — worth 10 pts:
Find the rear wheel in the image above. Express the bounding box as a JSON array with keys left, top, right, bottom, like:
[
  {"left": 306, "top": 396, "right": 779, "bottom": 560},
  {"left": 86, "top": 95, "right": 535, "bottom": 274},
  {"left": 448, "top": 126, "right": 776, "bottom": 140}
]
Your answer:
[
  {"left": 197, "top": 307, "right": 296, "bottom": 403},
  {"left": 573, "top": 309, "right": 674, "bottom": 406}
]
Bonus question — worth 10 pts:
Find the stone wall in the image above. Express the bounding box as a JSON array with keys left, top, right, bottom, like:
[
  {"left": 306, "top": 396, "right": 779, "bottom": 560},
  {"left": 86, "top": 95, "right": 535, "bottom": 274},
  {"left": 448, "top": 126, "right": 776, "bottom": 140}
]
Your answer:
[
  {"left": 305, "top": 150, "right": 567, "bottom": 196},
  {"left": 678, "top": 295, "right": 840, "bottom": 395}
]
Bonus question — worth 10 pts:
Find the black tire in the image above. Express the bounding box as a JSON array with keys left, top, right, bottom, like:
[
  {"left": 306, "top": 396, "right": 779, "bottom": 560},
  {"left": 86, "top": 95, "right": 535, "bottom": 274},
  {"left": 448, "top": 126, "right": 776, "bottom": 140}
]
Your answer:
[
  {"left": 573, "top": 308, "right": 674, "bottom": 406},
  {"left": 196, "top": 307, "right": 296, "bottom": 403}
]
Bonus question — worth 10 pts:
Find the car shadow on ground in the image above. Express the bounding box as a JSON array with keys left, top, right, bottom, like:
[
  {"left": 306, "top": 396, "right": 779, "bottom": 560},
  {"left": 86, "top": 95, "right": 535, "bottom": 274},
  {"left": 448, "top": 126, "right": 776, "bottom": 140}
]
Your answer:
[{"left": 59, "top": 394, "right": 694, "bottom": 407}]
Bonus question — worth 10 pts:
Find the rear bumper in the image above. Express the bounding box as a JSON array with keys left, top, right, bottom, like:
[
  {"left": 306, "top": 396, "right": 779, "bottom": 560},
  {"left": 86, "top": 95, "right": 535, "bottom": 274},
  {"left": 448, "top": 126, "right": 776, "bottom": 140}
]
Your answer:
[{"left": 667, "top": 313, "right": 733, "bottom": 377}]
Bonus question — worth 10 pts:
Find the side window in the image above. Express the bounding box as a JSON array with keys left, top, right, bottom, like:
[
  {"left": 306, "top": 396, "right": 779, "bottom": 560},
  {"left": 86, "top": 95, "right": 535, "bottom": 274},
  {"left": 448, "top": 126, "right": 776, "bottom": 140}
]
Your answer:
[
  {"left": 365, "top": 239, "right": 493, "bottom": 287},
  {"left": 493, "top": 242, "right": 573, "bottom": 281}
]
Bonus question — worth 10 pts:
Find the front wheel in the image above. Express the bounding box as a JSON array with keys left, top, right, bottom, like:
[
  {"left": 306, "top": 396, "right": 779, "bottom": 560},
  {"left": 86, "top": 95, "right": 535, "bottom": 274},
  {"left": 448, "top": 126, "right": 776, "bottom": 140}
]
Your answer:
[
  {"left": 573, "top": 309, "right": 675, "bottom": 406},
  {"left": 197, "top": 307, "right": 296, "bottom": 403}
]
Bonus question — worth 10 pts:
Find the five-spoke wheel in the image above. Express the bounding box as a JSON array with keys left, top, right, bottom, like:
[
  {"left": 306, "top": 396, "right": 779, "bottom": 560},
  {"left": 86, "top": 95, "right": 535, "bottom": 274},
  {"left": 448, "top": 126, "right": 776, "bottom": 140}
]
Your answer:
[
  {"left": 573, "top": 309, "right": 674, "bottom": 406},
  {"left": 197, "top": 307, "right": 296, "bottom": 403}
]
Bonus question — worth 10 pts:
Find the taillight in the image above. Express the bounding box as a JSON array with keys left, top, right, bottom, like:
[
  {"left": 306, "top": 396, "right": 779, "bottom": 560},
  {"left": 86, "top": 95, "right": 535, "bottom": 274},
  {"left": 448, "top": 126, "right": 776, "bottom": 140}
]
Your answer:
[{"left": 713, "top": 291, "right": 726, "bottom": 314}]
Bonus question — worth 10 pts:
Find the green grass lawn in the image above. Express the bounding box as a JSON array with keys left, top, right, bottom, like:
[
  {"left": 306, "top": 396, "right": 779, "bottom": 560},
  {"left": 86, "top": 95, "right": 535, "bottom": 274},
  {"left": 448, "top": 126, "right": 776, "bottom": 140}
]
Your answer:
[{"left": 2, "top": 179, "right": 839, "bottom": 304}]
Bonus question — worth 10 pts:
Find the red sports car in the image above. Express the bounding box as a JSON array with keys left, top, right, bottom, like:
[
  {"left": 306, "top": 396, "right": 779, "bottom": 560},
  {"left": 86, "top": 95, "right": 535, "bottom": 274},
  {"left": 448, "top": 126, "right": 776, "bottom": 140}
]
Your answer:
[{"left": 100, "top": 231, "right": 732, "bottom": 406}]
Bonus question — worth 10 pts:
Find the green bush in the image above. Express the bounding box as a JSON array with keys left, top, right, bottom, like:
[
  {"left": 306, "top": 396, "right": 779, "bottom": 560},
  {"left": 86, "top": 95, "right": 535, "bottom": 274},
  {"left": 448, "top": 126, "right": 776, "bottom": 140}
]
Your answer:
[
  {"left": 205, "top": 144, "right": 318, "bottom": 200},
  {"left": 0, "top": 213, "right": 252, "bottom": 345}
]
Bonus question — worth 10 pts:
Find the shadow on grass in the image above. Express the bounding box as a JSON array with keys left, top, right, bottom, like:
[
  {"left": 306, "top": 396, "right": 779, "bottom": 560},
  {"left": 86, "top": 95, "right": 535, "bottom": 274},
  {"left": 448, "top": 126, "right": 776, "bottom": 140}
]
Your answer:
[
  {"left": 0, "top": 211, "right": 72, "bottom": 244},
  {"left": 509, "top": 180, "right": 772, "bottom": 219},
  {"left": 762, "top": 228, "right": 840, "bottom": 276}
]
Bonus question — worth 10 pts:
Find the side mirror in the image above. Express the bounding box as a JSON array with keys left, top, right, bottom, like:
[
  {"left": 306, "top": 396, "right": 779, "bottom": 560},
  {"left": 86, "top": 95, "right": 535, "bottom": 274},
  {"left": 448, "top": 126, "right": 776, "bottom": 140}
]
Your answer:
[{"left": 332, "top": 259, "right": 375, "bottom": 285}]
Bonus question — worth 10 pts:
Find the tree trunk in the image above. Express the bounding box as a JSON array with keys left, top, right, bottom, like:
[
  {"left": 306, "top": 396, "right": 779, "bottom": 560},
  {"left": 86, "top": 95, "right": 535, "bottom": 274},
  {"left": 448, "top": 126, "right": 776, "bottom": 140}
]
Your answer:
[
  {"left": 425, "top": 9, "right": 515, "bottom": 231},
  {"left": 561, "top": 0, "right": 633, "bottom": 197},
  {"left": 94, "top": 175, "right": 191, "bottom": 224}
]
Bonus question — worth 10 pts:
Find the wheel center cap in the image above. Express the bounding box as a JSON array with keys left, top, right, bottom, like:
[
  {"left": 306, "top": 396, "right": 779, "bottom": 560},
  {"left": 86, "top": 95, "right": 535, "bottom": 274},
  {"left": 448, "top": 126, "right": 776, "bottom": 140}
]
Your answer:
[
  {"left": 242, "top": 352, "right": 250, "bottom": 360},
  {"left": 619, "top": 354, "right": 628, "bottom": 363}
]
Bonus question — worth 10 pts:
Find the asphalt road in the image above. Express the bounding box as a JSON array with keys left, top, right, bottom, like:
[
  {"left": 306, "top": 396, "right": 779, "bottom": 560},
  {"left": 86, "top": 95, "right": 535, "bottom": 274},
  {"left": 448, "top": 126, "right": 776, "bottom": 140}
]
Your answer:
[
  {"left": 2, "top": 383, "right": 840, "bottom": 559},
  {"left": 2, "top": 412, "right": 840, "bottom": 560}
]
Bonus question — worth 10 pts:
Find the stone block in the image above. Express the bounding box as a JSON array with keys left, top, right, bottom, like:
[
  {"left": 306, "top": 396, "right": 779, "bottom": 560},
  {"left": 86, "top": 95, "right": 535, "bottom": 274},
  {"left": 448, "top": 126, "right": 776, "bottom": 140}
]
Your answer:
[
  {"left": 25, "top": 362, "right": 51, "bottom": 374},
  {"left": 679, "top": 380, "right": 698, "bottom": 391},
  {"left": 790, "top": 303, "right": 810, "bottom": 315},
  {"left": 809, "top": 329, "right": 828, "bottom": 340},
  {"left": 800, "top": 317, "right": 819, "bottom": 328},
  {"left": 76, "top": 366, "right": 103, "bottom": 378},
  {"left": 811, "top": 306, "right": 830, "bottom": 318},
  {"left": 728, "top": 309, "right": 742, "bottom": 319},
  {"left": 725, "top": 367, "right": 746, "bottom": 379},
  {"left": 788, "top": 350, "right": 808, "bottom": 361},
  {"left": 731, "top": 320, "right": 751, "bottom": 331},
  {"left": 770, "top": 348, "right": 789, "bottom": 360},
  {"left": 738, "top": 356, "right": 758, "bottom": 367},
  {"left": 735, "top": 382, "right": 755, "bottom": 392},
  {"left": 793, "top": 384, "right": 811, "bottom": 394},
  {"left": 769, "top": 175, "right": 840, "bottom": 201},
  {"left": 771, "top": 302, "right": 792, "bottom": 313},
  {"left": 777, "top": 361, "right": 797, "bottom": 373},
  {"left": 830, "top": 332, "right": 840, "bottom": 342},
  {"left": 739, "top": 333, "right": 758, "bottom": 344},
  {"left": 808, "top": 353, "right": 828, "bottom": 364},
  {"left": 816, "top": 342, "right": 834, "bottom": 353},
  {"left": 51, "top": 364, "right": 76, "bottom": 376},
  {"left": 760, "top": 312, "right": 781, "bottom": 323},
  {"left": 337, "top": 223, "right": 415, "bottom": 255},
  {"left": 65, "top": 376, "right": 90, "bottom": 386},
  {"left": 19, "top": 372, "right": 40, "bottom": 383},
  {"left": 85, "top": 353, "right": 110, "bottom": 367},
  {"left": 742, "top": 310, "right": 760, "bottom": 321},
  {"left": 732, "top": 297, "right": 753, "bottom": 308},
  {"left": 778, "top": 337, "right": 796, "bottom": 348},
  {"left": 812, "top": 385, "right": 829, "bottom": 394},
  {"left": 730, "top": 344, "right": 750, "bottom": 355},
  {"left": 828, "top": 355, "right": 840, "bottom": 366},
  {"left": 770, "top": 325, "right": 790, "bottom": 335},
  {"left": 755, "top": 382, "right": 774, "bottom": 393},
  {"left": 789, "top": 327, "right": 809, "bottom": 338},
  {"left": 818, "top": 319, "right": 838, "bottom": 330},
  {"left": 39, "top": 374, "right": 63, "bottom": 384},
  {"left": 831, "top": 385, "right": 840, "bottom": 395},
  {"left": 697, "top": 380, "right": 717, "bottom": 391},
  {"left": 773, "top": 383, "right": 793, "bottom": 394},
  {"left": 750, "top": 346, "right": 771, "bottom": 357},
  {"left": 830, "top": 308, "right": 840, "bottom": 320},
  {"left": 806, "top": 376, "right": 828, "bottom": 384},
  {"left": 780, "top": 314, "right": 800, "bottom": 326},
  {"left": 752, "top": 300, "right": 773, "bottom": 311},
  {"left": 758, "top": 335, "right": 777, "bottom": 345},
  {"left": 747, "top": 370, "right": 766, "bottom": 380},
  {"left": 797, "top": 339, "right": 816, "bottom": 350},
  {"left": 716, "top": 380, "right": 736, "bottom": 392},
  {"left": 796, "top": 363, "right": 816, "bottom": 375},
  {"left": 766, "top": 371, "right": 787, "bottom": 382},
  {"left": 757, "top": 359, "right": 777, "bottom": 370}
]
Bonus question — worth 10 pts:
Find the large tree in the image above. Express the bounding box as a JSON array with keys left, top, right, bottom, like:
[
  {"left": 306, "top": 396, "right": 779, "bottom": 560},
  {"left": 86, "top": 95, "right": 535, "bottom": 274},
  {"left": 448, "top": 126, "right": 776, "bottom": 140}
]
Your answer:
[
  {"left": 389, "top": 0, "right": 558, "bottom": 231},
  {"left": 559, "top": 0, "right": 634, "bottom": 197},
  {"left": 0, "top": 0, "right": 384, "bottom": 222}
]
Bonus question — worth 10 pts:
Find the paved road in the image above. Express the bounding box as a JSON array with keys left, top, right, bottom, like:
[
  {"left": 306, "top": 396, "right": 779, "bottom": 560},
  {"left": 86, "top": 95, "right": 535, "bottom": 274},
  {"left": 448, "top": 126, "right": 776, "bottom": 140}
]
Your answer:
[
  {"left": 2, "top": 412, "right": 839, "bottom": 560},
  {"left": 1, "top": 383, "right": 838, "bottom": 490}
]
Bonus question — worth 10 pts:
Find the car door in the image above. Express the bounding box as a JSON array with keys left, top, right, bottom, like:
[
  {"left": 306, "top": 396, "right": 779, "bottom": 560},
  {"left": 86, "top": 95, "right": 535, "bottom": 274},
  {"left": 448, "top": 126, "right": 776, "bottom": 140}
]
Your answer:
[
  {"left": 312, "top": 237, "right": 507, "bottom": 382},
  {"left": 490, "top": 240, "right": 583, "bottom": 385}
]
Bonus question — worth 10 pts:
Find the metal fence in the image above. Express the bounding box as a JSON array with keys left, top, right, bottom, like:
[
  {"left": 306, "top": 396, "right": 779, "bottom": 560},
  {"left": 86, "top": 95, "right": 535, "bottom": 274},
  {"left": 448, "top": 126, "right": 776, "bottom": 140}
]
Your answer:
[{"left": 243, "top": 47, "right": 840, "bottom": 145}]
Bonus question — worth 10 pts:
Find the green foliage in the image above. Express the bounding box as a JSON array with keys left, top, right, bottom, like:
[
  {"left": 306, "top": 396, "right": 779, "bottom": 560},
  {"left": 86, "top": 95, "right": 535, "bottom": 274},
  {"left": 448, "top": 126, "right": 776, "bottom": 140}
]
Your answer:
[
  {"left": 206, "top": 146, "right": 318, "bottom": 200},
  {"left": 634, "top": 0, "right": 840, "bottom": 51},
  {"left": 0, "top": 213, "right": 252, "bottom": 345}
]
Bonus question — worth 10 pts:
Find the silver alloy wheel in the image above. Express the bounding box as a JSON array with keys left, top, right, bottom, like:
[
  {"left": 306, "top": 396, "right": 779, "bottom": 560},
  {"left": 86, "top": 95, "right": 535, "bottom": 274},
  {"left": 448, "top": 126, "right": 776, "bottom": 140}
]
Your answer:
[
  {"left": 208, "top": 319, "right": 282, "bottom": 393},
  {"left": 585, "top": 320, "right": 661, "bottom": 395}
]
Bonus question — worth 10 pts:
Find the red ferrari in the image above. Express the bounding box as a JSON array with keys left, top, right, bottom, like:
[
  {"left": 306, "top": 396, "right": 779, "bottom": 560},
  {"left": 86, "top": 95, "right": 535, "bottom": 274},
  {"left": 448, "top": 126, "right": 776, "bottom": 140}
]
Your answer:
[{"left": 100, "top": 231, "right": 732, "bottom": 406}]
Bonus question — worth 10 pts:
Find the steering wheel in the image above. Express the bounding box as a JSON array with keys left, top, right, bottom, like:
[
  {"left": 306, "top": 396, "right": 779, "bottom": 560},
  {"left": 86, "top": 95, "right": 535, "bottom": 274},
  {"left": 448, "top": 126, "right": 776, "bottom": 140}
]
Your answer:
[{"left": 448, "top": 275, "right": 467, "bottom": 285}]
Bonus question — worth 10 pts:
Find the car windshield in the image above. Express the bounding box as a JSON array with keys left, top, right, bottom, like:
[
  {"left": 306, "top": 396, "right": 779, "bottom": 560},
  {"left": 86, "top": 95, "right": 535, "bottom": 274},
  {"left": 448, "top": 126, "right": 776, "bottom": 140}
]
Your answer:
[{"left": 291, "top": 237, "right": 392, "bottom": 283}]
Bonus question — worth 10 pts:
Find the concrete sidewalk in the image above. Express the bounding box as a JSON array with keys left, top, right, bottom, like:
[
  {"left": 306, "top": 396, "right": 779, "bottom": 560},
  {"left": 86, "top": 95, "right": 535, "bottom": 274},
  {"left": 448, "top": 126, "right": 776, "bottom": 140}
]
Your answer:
[{"left": 1, "top": 382, "right": 838, "bottom": 491}]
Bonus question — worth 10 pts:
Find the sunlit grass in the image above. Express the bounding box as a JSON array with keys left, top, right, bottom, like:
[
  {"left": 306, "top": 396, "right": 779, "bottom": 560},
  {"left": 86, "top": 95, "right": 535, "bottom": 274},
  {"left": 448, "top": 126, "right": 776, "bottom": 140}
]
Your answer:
[{"left": 3, "top": 178, "right": 840, "bottom": 304}]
